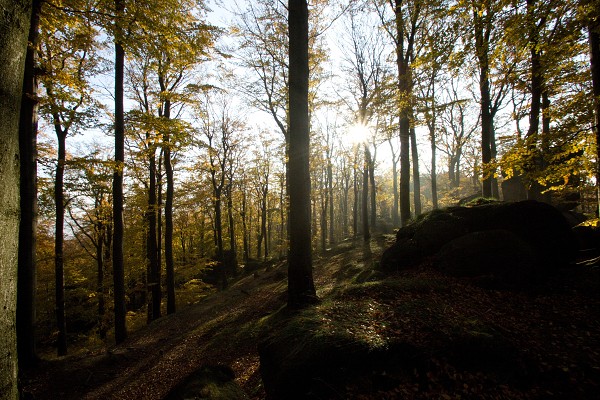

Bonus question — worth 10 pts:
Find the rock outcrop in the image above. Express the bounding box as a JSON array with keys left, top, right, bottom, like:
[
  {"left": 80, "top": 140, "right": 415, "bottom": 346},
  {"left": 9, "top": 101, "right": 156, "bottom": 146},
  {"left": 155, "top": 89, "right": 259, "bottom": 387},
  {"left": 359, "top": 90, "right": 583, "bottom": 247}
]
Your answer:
[{"left": 380, "top": 200, "right": 577, "bottom": 285}]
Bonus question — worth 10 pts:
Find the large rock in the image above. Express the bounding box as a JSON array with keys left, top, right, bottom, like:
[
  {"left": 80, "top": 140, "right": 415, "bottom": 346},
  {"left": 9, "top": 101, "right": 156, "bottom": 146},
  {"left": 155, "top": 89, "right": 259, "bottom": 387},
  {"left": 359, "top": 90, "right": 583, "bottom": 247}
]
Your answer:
[
  {"left": 380, "top": 201, "right": 577, "bottom": 279},
  {"left": 259, "top": 324, "right": 374, "bottom": 400},
  {"left": 436, "top": 229, "right": 538, "bottom": 286}
]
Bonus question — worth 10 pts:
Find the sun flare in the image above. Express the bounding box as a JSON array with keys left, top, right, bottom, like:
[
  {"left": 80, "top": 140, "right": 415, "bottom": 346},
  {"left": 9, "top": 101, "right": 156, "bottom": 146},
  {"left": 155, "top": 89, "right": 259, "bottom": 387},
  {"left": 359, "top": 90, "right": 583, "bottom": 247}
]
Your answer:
[{"left": 348, "top": 123, "right": 370, "bottom": 145}]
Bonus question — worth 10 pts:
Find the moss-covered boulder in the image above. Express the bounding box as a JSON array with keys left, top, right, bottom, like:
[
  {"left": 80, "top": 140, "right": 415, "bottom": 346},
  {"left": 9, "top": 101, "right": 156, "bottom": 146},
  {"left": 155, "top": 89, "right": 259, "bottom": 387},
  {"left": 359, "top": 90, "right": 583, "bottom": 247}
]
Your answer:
[
  {"left": 436, "top": 229, "right": 538, "bottom": 287},
  {"left": 380, "top": 200, "right": 577, "bottom": 281}
]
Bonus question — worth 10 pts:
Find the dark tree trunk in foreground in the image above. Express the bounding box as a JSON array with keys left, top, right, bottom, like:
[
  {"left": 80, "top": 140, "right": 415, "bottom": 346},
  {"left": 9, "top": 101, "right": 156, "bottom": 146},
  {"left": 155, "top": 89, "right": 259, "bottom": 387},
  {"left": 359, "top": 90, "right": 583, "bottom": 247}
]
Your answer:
[
  {"left": 589, "top": 12, "right": 600, "bottom": 216},
  {"left": 0, "top": 1, "right": 29, "bottom": 397},
  {"left": 353, "top": 151, "right": 359, "bottom": 236},
  {"left": 242, "top": 191, "right": 249, "bottom": 262},
  {"left": 18, "top": 0, "right": 42, "bottom": 369},
  {"left": 146, "top": 143, "right": 160, "bottom": 321},
  {"left": 112, "top": 0, "right": 127, "bottom": 344},
  {"left": 362, "top": 146, "right": 371, "bottom": 240},
  {"left": 394, "top": 0, "right": 413, "bottom": 226},
  {"left": 368, "top": 149, "right": 376, "bottom": 231},
  {"left": 472, "top": 4, "right": 496, "bottom": 198},
  {"left": 163, "top": 103, "right": 176, "bottom": 314},
  {"left": 410, "top": 126, "right": 421, "bottom": 216},
  {"left": 53, "top": 128, "right": 68, "bottom": 356},
  {"left": 287, "top": 0, "right": 317, "bottom": 309},
  {"left": 525, "top": 0, "right": 544, "bottom": 201}
]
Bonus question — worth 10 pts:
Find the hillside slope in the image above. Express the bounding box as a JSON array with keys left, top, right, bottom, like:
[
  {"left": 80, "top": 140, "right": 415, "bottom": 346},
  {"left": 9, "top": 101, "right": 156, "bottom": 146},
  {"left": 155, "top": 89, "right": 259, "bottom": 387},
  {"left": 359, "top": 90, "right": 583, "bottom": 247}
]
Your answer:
[
  {"left": 22, "top": 234, "right": 600, "bottom": 399},
  {"left": 22, "top": 237, "right": 390, "bottom": 399}
]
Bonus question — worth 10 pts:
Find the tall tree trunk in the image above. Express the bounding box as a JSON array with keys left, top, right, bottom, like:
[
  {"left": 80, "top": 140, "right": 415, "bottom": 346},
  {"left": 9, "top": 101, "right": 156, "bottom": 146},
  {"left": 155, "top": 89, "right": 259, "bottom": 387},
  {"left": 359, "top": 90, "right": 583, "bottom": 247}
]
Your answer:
[
  {"left": 279, "top": 175, "right": 286, "bottom": 258},
  {"left": 588, "top": 12, "right": 600, "bottom": 216},
  {"left": 428, "top": 79, "right": 439, "bottom": 210},
  {"left": 287, "top": 0, "right": 317, "bottom": 308},
  {"left": 395, "top": 0, "right": 412, "bottom": 226},
  {"left": 0, "top": 2, "right": 29, "bottom": 396},
  {"left": 18, "top": 0, "right": 42, "bottom": 370},
  {"left": 526, "top": 0, "right": 544, "bottom": 201},
  {"left": 327, "top": 161, "right": 334, "bottom": 244},
  {"left": 112, "top": 0, "right": 127, "bottom": 344},
  {"left": 541, "top": 90, "right": 551, "bottom": 203},
  {"left": 410, "top": 126, "right": 421, "bottom": 216},
  {"left": 352, "top": 151, "right": 359, "bottom": 237},
  {"left": 101, "top": 218, "right": 112, "bottom": 339},
  {"left": 392, "top": 159, "right": 399, "bottom": 224},
  {"left": 54, "top": 129, "right": 68, "bottom": 356},
  {"left": 214, "top": 191, "right": 223, "bottom": 259},
  {"left": 362, "top": 146, "right": 370, "bottom": 240},
  {"left": 342, "top": 169, "right": 350, "bottom": 237},
  {"left": 368, "top": 148, "right": 376, "bottom": 231},
  {"left": 261, "top": 190, "right": 268, "bottom": 260},
  {"left": 157, "top": 151, "right": 163, "bottom": 289},
  {"left": 164, "top": 131, "right": 175, "bottom": 314},
  {"left": 320, "top": 195, "right": 327, "bottom": 252},
  {"left": 146, "top": 144, "right": 160, "bottom": 321},
  {"left": 430, "top": 130, "right": 438, "bottom": 209},
  {"left": 95, "top": 213, "right": 106, "bottom": 339},
  {"left": 241, "top": 191, "right": 249, "bottom": 262},
  {"left": 474, "top": 6, "right": 494, "bottom": 198},
  {"left": 226, "top": 182, "right": 237, "bottom": 278}
]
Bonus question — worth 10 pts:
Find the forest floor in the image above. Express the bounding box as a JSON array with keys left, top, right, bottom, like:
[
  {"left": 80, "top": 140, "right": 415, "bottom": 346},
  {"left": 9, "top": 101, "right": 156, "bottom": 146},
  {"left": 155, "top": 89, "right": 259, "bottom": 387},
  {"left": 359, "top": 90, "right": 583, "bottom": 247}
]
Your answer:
[{"left": 21, "top": 234, "right": 600, "bottom": 399}]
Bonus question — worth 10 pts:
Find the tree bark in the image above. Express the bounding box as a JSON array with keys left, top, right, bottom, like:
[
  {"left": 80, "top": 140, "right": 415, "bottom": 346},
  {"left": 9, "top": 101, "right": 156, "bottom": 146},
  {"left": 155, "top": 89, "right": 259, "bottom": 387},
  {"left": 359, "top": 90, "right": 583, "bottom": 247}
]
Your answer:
[
  {"left": 394, "top": 0, "right": 412, "bottom": 226},
  {"left": 352, "top": 150, "right": 359, "bottom": 237},
  {"left": 164, "top": 140, "right": 175, "bottom": 313},
  {"left": 241, "top": 191, "right": 249, "bottom": 262},
  {"left": 287, "top": 0, "right": 317, "bottom": 308},
  {"left": 430, "top": 129, "right": 438, "bottom": 209},
  {"left": 392, "top": 157, "right": 400, "bottom": 223},
  {"left": 261, "top": 188, "right": 268, "bottom": 260},
  {"left": 0, "top": 1, "right": 29, "bottom": 397},
  {"left": 163, "top": 100, "right": 176, "bottom": 313},
  {"left": 54, "top": 129, "right": 68, "bottom": 356},
  {"left": 368, "top": 148, "right": 376, "bottom": 231},
  {"left": 112, "top": 0, "right": 127, "bottom": 344},
  {"left": 428, "top": 79, "right": 439, "bottom": 210},
  {"left": 95, "top": 200, "right": 106, "bottom": 339},
  {"left": 590, "top": 13, "right": 600, "bottom": 216},
  {"left": 18, "top": 0, "right": 42, "bottom": 370},
  {"left": 362, "top": 146, "right": 371, "bottom": 240},
  {"left": 410, "top": 125, "right": 421, "bottom": 216},
  {"left": 526, "top": 0, "right": 544, "bottom": 201},
  {"left": 327, "top": 160, "right": 334, "bottom": 244},
  {"left": 473, "top": 5, "right": 494, "bottom": 198},
  {"left": 146, "top": 143, "right": 160, "bottom": 320}
]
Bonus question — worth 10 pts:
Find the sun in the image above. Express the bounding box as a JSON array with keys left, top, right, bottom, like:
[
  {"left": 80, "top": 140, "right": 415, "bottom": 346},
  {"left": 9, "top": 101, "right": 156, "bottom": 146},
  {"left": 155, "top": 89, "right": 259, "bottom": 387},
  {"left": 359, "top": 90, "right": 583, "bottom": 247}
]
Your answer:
[{"left": 348, "top": 123, "right": 370, "bottom": 145}]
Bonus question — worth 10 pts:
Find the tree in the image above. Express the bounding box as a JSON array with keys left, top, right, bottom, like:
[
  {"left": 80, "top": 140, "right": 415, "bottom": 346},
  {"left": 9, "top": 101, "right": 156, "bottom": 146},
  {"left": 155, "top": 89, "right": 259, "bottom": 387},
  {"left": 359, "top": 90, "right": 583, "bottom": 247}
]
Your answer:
[
  {"left": 125, "top": 55, "right": 162, "bottom": 321},
  {"left": 38, "top": 0, "right": 99, "bottom": 355},
  {"left": 588, "top": 2, "right": 600, "bottom": 215},
  {"left": 112, "top": 0, "right": 127, "bottom": 344},
  {"left": 287, "top": 0, "right": 317, "bottom": 309},
  {"left": 461, "top": 0, "right": 513, "bottom": 198},
  {"left": 196, "top": 90, "right": 244, "bottom": 283},
  {"left": 130, "top": 0, "right": 214, "bottom": 313},
  {"left": 375, "top": 0, "right": 424, "bottom": 225},
  {"left": 438, "top": 78, "right": 479, "bottom": 189},
  {"left": 413, "top": 2, "right": 456, "bottom": 210},
  {"left": 67, "top": 150, "right": 113, "bottom": 339},
  {"left": 0, "top": 0, "right": 30, "bottom": 397},
  {"left": 339, "top": 6, "right": 388, "bottom": 236},
  {"left": 18, "top": 0, "right": 42, "bottom": 370}
]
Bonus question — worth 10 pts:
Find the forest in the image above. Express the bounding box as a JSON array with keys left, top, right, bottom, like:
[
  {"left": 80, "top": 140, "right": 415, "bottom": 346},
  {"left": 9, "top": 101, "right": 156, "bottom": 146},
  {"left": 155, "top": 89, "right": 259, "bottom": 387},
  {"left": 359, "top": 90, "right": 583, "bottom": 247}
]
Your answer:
[{"left": 1, "top": 0, "right": 600, "bottom": 398}]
